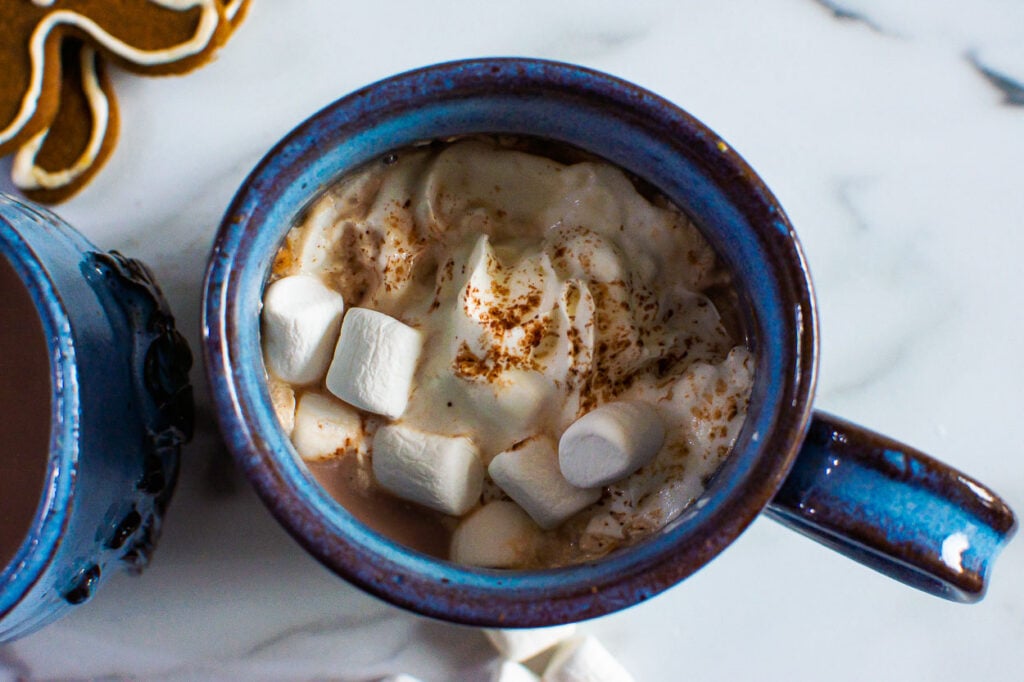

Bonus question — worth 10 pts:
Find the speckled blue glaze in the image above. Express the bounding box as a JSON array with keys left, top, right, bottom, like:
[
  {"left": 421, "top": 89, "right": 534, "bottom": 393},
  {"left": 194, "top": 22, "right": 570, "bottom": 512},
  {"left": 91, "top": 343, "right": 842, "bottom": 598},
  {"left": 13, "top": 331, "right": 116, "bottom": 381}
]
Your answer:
[
  {"left": 0, "top": 195, "right": 193, "bottom": 642},
  {"left": 203, "top": 58, "right": 1014, "bottom": 626},
  {"left": 768, "top": 412, "right": 1015, "bottom": 602}
]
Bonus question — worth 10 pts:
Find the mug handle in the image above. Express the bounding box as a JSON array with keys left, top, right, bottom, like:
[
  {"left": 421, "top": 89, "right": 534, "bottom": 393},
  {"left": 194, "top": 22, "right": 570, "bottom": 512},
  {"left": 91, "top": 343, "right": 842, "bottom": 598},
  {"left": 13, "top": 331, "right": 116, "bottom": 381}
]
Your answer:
[{"left": 765, "top": 411, "right": 1017, "bottom": 602}]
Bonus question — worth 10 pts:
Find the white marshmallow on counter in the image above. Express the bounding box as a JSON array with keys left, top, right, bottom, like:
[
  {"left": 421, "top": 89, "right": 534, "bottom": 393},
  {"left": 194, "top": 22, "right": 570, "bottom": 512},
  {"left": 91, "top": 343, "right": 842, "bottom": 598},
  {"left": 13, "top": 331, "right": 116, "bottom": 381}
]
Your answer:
[
  {"left": 372, "top": 424, "right": 483, "bottom": 515},
  {"left": 451, "top": 501, "right": 539, "bottom": 568},
  {"left": 326, "top": 307, "right": 423, "bottom": 419},
  {"left": 377, "top": 675, "right": 424, "bottom": 682},
  {"left": 489, "top": 437, "right": 601, "bottom": 530},
  {"left": 262, "top": 275, "right": 345, "bottom": 385},
  {"left": 558, "top": 401, "right": 665, "bottom": 488},
  {"left": 542, "top": 636, "right": 636, "bottom": 682},
  {"left": 483, "top": 624, "right": 578, "bottom": 662},
  {"left": 291, "top": 392, "right": 364, "bottom": 462},
  {"left": 484, "top": 660, "right": 541, "bottom": 682}
]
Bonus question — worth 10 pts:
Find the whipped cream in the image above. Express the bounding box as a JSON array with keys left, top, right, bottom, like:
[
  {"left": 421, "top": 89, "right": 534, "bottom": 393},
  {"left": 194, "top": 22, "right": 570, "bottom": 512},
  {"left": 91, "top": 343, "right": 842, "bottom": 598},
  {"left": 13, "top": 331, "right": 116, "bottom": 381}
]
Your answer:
[{"left": 267, "top": 137, "right": 754, "bottom": 566}]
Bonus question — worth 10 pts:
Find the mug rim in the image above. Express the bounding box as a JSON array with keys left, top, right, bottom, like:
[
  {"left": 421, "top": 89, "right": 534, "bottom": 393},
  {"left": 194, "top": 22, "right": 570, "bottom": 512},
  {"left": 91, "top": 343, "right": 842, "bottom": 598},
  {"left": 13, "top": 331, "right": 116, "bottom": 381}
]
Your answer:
[
  {"left": 0, "top": 196, "right": 79, "bottom": 619},
  {"left": 203, "top": 57, "right": 819, "bottom": 625}
]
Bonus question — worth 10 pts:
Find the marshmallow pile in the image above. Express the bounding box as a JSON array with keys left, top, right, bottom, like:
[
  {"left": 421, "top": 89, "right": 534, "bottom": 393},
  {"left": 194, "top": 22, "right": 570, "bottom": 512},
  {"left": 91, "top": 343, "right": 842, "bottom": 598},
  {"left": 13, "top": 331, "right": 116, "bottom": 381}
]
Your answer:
[
  {"left": 480, "top": 626, "right": 637, "bottom": 682},
  {"left": 377, "top": 625, "right": 636, "bottom": 682},
  {"left": 264, "top": 276, "right": 669, "bottom": 564},
  {"left": 263, "top": 273, "right": 486, "bottom": 518},
  {"left": 454, "top": 400, "right": 665, "bottom": 567},
  {"left": 262, "top": 274, "right": 426, "bottom": 444},
  {"left": 263, "top": 138, "right": 756, "bottom": 569}
]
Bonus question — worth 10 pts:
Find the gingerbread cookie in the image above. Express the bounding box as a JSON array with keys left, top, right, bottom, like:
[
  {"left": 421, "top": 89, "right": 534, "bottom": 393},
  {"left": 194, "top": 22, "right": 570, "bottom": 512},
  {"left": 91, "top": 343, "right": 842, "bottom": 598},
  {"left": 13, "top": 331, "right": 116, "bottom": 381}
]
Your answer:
[
  {"left": 1, "top": 0, "right": 251, "bottom": 203},
  {"left": 12, "top": 38, "right": 118, "bottom": 205}
]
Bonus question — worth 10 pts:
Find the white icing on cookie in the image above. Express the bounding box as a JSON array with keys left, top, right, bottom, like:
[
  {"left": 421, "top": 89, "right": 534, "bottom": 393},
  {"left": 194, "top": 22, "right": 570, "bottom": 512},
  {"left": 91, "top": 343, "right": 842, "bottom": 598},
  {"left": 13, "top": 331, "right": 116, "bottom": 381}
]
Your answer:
[
  {"left": 12, "top": 45, "right": 109, "bottom": 191},
  {"left": 0, "top": 0, "right": 220, "bottom": 147},
  {"left": 223, "top": 0, "right": 245, "bottom": 21}
]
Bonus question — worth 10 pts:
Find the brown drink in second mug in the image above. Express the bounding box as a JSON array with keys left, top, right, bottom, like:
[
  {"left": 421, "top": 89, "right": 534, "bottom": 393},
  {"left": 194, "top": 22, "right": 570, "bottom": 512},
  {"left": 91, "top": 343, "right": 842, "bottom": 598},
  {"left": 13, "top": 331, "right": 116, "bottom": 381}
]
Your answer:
[{"left": 0, "top": 253, "right": 51, "bottom": 569}]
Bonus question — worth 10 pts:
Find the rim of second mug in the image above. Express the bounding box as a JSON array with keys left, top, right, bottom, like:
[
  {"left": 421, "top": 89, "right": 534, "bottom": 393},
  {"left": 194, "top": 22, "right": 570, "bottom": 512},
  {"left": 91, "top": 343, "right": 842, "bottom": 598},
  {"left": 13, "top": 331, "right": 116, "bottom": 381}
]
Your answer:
[
  {"left": 0, "top": 197, "right": 78, "bottom": 620},
  {"left": 203, "top": 58, "right": 819, "bottom": 625}
]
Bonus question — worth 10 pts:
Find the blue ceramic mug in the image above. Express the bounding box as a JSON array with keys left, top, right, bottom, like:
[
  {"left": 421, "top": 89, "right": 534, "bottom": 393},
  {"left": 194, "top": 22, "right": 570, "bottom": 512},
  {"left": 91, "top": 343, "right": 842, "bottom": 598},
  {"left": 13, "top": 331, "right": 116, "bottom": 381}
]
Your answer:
[
  {"left": 0, "top": 195, "right": 193, "bottom": 642},
  {"left": 203, "top": 58, "right": 1016, "bottom": 626}
]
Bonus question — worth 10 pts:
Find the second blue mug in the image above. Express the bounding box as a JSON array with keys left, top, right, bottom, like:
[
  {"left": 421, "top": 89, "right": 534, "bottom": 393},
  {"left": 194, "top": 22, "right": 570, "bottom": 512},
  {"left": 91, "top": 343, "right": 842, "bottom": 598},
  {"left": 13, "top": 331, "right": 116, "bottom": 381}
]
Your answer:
[{"left": 0, "top": 195, "right": 193, "bottom": 642}]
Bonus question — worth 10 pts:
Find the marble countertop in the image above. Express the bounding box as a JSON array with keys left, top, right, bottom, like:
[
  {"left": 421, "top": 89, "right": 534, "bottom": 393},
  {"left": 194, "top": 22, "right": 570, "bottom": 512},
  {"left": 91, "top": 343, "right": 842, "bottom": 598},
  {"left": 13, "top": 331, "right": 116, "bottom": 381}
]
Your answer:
[{"left": 2, "top": 1, "right": 1022, "bottom": 679}]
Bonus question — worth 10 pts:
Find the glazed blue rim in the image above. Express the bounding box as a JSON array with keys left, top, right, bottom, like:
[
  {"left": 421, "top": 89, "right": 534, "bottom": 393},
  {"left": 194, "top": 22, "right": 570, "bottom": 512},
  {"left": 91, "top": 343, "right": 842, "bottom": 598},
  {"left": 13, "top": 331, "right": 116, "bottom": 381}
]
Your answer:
[
  {"left": 0, "top": 202, "right": 79, "bottom": 621},
  {"left": 203, "top": 58, "right": 818, "bottom": 625}
]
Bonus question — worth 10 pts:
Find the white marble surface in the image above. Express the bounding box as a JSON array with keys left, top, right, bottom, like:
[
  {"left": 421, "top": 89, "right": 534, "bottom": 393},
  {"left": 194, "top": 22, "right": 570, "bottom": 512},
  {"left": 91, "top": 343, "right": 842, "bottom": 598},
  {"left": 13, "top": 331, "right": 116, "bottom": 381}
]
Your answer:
[{"left": 3, "top": 0, "right": 1023, "bottom": 679}]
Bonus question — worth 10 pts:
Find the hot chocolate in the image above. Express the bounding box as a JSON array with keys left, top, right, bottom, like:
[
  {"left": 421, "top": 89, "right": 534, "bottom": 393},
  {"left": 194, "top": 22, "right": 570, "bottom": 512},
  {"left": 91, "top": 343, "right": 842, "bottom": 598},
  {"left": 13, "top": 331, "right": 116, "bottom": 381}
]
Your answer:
[
  {"left": 262, "top": 137, "right": 754, "bottom": 568},
  {"left": 0, "top": 253, "right": 51, "bottom": 569}
]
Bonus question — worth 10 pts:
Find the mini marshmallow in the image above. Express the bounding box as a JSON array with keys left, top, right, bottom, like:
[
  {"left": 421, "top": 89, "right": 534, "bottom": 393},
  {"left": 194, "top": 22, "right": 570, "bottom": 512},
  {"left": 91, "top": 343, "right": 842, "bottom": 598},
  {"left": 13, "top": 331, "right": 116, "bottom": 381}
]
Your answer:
[
  {"left": 558, "top": 401, "right": 665, "bottom": 488},
  {"left": 291, "top": 392, "right": 364, "bottom": 462},
  {"left": 489, "top": 436, "right": 601, "bottom": 530},
  {"left": 262, "top": 275, "right": 345, "bottom": 385},
  {"left": 451, "top": 501, "right": 539, "bottom": 568},
  {"left": 268, "top": 378, "right": 296, "bottom": 436},
  {"left": 485, "top": 660, "right": 541, "bottom": 682},
  {"left": 372, "top": 424, "right": 483, "bottom": 515},
  {"left": 326, "top": 307, "right": 423, "bottom": 419},
  {"left": 483, "top": 624, "right": 578, "bottom": 662},
  {"left": 542, "top": 636, "right": 636, "bottom": 682}
]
